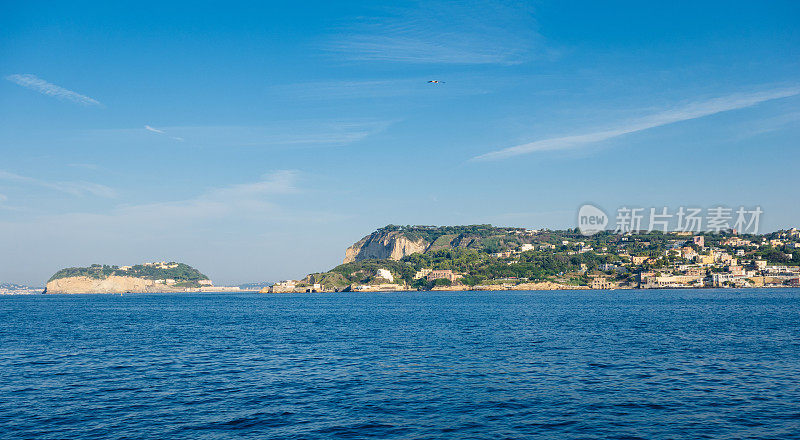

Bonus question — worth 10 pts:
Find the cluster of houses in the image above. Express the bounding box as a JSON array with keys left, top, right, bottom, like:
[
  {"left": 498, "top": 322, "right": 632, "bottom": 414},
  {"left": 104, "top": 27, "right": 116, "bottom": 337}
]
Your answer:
[
  {"left": 152, "top": 278, "right": 213, "bottom": 286},
  {"left": 118, "top": 261, "right": 180, "bottom": 270},
  {"left": 117, "top": 262, "right": 215, "bottom": 287},
  {"left": 349, "top": 268, "right": 463, "bottom": 292},
  {"left": 265, "top": 267, "right": 468, "bottom": 293},
  {"left": 590, "top": 231, "right": 800, "bottom": 289},
  {"left": 264, "top": 279, "right": 324, "bottom": 293},
  {"left": 492, "top": 241, "right": 597, "bottom": 260},
  {"left": 264, "top": 229, "right": 800, "bottom": 292}
]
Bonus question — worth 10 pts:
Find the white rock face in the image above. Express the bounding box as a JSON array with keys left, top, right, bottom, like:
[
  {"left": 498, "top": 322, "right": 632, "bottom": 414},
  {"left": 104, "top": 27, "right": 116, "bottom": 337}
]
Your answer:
[
  {"left": 343, "top": 231, "right": 428, "bottom": 263},
  {"left": 45, "top": 276, "right": 191, "bottom": 294}
]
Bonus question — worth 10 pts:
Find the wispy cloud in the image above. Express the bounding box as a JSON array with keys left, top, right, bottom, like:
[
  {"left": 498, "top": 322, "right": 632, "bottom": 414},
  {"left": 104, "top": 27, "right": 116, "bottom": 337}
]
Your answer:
[
  {"left": 114, "top": 170, "right": 299, "bottom": 221},
  {"left": 87, "top": 120, "right": 391, "bottom": 148},
  {"left": 144, "top": 125, "right": 184, "bottom": 142},
  {"left": 5, "top": 74, "right": 103, "bottom": 107},
  {"left": 0, "top": 193, "right": 27, "bottom": 212},
  {"left": 0, "top": 170, "right": 116, "bottom": 198},
  {"left": 473, "top": 87, "right": 800, "bottom": 161},
  {"left": 328, "top": 1, "right": 542, "bottom": 64},
  {"left": 0, "top": 171, "right": 350, "bottom": 284},
  {"left": 2, "top": 170, "right": 310, "bottom": 230},
  {"left": 0, "top": 193, "right": 20, "bottom": 212}
]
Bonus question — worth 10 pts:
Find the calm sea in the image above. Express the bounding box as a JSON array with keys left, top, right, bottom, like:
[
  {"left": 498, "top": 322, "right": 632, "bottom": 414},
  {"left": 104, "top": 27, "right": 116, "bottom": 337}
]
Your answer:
[{"left": 1, "top": 289, "right": 799, "bottom": 439}]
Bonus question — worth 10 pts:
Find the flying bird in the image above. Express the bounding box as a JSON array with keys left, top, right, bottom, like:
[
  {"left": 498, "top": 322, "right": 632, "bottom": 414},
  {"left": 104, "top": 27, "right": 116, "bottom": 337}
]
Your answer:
[{"left": 427, "top": 80, "right": 445, "bottom": 84}]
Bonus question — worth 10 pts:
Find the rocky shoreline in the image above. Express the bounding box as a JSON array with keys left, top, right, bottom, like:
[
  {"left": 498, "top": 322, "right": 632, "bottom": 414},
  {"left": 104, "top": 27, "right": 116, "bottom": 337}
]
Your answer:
[{"left": 44, "top": 275, "right": 245, "bottom": 294}]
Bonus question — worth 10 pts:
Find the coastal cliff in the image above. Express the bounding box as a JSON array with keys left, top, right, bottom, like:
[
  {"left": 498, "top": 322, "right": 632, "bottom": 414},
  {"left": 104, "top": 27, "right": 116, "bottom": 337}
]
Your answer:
[
  {"left": 344, "top": 230, "right": 428, "bottom": 263},
  {"left": 44, "top": 262, "right": 212, "bottom": 294},
  {"left": 45, "top": 275, "right": 193, "bottom": 294},
  {"left": 275, "top": 225, "right": 800, "bottom": 293},
  {"left": 342, "top": 224, "right": 526, "bottom": 263}
]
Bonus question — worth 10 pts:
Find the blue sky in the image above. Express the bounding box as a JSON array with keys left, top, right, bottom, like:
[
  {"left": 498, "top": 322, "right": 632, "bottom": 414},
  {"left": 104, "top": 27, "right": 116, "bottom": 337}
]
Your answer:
[{"left": 1, "top": 1, "right": 798, "bottom": 285}]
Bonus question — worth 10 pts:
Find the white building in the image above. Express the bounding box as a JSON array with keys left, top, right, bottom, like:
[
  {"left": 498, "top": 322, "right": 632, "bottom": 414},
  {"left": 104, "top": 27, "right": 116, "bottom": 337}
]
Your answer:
[
  {"left": 376, "top": 268, "right": 394, "bottom": 282},
  {"left": 414, "top": 268, "right": 432, "bottom": 280}
]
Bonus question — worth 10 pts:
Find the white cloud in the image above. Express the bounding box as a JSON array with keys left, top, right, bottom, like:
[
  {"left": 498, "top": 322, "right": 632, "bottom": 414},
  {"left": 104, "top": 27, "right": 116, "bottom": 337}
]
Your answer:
[
  {"left": 144, "top": 125, "right": 184, "bottom": 142},
  {"left": 473, "top": 86, "right": 800, "bottom": 161},
  {"left": 0, "top": 170, "right": 116, "bottom": 198},
  {"left": 328, "top": 0, "right": 541, "bottom": 65},
  {"left": 88, "top": 120, "right": 391, "bottom": 148},
  {"left": 0, "top": 193, "right": 21, "bottom": 212},
  {"left": 113, "top": 170, "right": 299, "bottom": 222},
  {"left": 144, "top": 125, "right": 165, "bottom": 134},
  {"left": 5, "top": 74, "right": 103, "bottom": 107},
  {"left": 0, "top": 171, "right": 351, "bottom": 284}
]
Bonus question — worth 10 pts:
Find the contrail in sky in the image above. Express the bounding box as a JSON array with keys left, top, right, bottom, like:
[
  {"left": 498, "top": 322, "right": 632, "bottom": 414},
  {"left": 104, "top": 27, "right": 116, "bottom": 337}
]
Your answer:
[{"left": 5, "top": 74, "right": 103, "bottom": 107}]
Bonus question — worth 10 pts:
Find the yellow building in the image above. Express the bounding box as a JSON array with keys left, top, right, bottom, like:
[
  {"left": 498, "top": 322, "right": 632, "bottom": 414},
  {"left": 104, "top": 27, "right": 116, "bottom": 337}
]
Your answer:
[
  {"left": 428, "top": 270, "right": 457, "bottom": 282},
  {"left": 695, "top": 255, "right": 715, "bottom": 265},
  {"left": 590, "top": 277, "right": 615, "bottom": 289}
]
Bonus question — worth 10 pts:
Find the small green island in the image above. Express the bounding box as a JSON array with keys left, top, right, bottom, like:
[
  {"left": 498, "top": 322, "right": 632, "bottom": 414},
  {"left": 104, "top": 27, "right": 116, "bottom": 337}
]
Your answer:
[{"left": 45, "top": 262, "right": 214, "bottom": 294}]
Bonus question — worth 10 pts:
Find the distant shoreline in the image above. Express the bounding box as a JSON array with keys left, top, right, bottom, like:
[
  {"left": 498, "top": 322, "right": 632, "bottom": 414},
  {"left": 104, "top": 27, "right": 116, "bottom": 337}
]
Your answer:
[{"left": 5, "top": 285, "right": 796, "bottom": 296}]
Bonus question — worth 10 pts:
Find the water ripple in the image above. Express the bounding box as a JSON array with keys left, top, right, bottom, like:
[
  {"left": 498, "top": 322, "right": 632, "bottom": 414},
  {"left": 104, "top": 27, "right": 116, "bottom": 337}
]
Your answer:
[{"left": 1, "top": 289, "right": 799, "bottom": 439}]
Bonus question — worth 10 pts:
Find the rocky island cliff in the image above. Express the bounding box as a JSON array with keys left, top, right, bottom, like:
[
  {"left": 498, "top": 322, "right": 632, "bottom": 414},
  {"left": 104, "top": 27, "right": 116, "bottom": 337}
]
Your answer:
[
  {"left": 343, "top": 224, "right": 525, "bottom": 263},
  {"left": 45, "top": 262, "right": 212, "bottom": 294}
]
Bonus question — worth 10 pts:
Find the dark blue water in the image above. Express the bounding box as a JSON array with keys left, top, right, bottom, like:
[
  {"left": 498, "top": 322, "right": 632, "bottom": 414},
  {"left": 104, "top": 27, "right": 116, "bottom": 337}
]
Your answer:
[{"left": 1, "top": 289, "right": 799, "bottom": 439}]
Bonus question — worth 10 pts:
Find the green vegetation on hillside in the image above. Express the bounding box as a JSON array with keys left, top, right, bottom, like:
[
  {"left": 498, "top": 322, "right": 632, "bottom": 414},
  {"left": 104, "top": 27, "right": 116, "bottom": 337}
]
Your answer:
[
  {"left": 405, "top": 248, "right": 604, "bottom": 286},
  {"left": 308, "top": 259, "right": 417, "bottom": 288},
  {"left": 312, "top": 225, "right": 800, "bottom": 290},
  {"left": 48, "top": 262, "right": 209, "bottom": 284},
  {"left": 377, "top": 224, "right": 525, "bottom": 245},
  {"left": 310, "top": 246, "right": 611, "bottom": 290}
]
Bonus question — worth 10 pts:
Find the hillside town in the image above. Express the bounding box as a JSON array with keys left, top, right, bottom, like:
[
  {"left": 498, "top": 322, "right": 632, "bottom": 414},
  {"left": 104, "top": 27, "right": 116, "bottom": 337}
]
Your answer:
[
  {"left": 265, "top": 227, "right": 800, "bottom": 292},
  {"left": 5, "top": 229, "right": 799, "bottom": 294}
]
